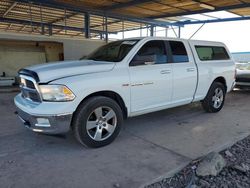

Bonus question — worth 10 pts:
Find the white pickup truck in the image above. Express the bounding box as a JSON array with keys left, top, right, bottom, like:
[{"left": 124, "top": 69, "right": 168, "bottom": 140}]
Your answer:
[{"left": 15, "top": 37, "right": 235, "bottom": 148}]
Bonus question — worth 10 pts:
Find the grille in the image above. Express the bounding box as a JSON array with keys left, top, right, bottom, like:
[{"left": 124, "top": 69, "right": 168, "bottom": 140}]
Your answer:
[
  {"left": 25, "top": 79, "right": 36, "bottom": 89},
  {"left": 20, "top": 75, "right": 41, "bottom": 103}
]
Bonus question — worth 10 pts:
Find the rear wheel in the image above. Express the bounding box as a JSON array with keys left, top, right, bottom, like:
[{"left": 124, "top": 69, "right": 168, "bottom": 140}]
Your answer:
[
  {"left": 72, "top": 96, "right": 123, "bottom": 148},
  {"left": 202, "top": 82, "right": 226, "bottom": 113}
]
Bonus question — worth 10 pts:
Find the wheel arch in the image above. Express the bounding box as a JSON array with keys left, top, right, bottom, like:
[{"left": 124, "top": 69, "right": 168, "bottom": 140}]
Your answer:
[
  {"left": 202, "top": 76, "right": 227, "bottom": 102},
  {"left": 213, "top": 76, "right": 227, "bottom": 91},
  {"left": 73, "top": 90, "right": 128, "bottom": 121}
]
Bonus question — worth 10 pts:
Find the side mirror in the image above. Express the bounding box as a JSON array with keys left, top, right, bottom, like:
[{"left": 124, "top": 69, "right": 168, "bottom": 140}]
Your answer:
[{"left": 131, "top": 55, "right": 156, "bottom": 66}]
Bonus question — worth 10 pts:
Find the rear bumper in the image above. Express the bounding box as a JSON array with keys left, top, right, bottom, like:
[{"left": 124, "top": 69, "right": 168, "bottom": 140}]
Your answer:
[{"left": 235, "top": 81, "right": 250, "bottom": 88}]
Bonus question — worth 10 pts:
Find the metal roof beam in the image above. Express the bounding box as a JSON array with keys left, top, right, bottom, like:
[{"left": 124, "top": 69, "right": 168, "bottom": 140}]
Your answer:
[
  {"left": 178, "top": 16, "right": 250, "bottom": 25},
  {"left": 3, "top": 2, "right": 18, "bottom": 17},
  {"left": 150, "top": 3, "right": 250, "bottom": 19},
  {"left": 116, "top": 25, "right": 148, "bottom": 33},
  {"left": 104, "top": 0, "right": 151, "bottom": 10},
  {"left": 91, "top": 20, "right": 121, "bottom": 29},
  {"left": 0, "top": 17, "right": 117, "bottom": 34},
  {"left": 50, "top": 12, "right": 78, "bottom": 24},
  {"left": 192, "top": 0, "right": 215, "bottom": 8},
  {"left": 5, "top": 23, "right": 12, "bottom": 31},
  {"left": 200, "top": 13, "right": 219, "bottom": 19},
  {"left": 14, "top": 0, "right": 182, "bottom": 27},
  {"left": 18, "top": 25, "right": 26, "bottom": 32}
]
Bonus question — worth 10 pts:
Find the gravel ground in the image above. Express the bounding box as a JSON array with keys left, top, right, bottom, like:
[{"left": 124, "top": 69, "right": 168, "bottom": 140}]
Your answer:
[{"left": 146, "top": 135, "right": 250, "bottom": 188}]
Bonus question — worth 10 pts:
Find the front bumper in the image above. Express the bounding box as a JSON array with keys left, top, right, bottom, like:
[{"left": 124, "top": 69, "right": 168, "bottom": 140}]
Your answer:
[
  {"left": 16, "top": 106, "right": 72, "bottom": 134},
  {"left": 15, "top": 94, "right": 73, "bottom": 134}
]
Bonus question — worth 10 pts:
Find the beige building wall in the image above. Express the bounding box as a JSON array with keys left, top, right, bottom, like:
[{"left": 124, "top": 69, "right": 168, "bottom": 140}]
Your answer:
[
  {"left": 0, "top": 32, "right": 105, "bottom": 60},
  {"left": 0, "top": 32, "right": 105, "bottom": 77},
  {"left": 0, "top": 45, "right": 46, "bottom": 77},
  {"left": 0, "top": 40, "right": 63, "bottom": 77}
]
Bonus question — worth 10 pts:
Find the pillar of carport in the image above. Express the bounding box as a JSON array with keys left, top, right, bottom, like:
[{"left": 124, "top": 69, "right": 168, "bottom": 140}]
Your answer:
[
  {"left": 150, "top": 25, "right": 154, "bottom": 36},
  {"left": 41, "top": 24, "right": 45, "bottom": 35},
  {"left": 178, "top": 26, "right": 181, "bottom": 38},
  {"left": 104, "top": 16, "right": 108, "bottom": 43},
  {"left": 48, "top": 24, "right": 52, "bottom": 36},
  {"left": 84, "top": 13, "right": 90, "bottom": 39}
]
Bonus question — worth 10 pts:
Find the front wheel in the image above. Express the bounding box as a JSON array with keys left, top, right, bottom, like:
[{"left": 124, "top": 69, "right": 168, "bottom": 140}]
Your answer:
[
  {"left": 202, "top": 82, "right": 226, "bottom": 113},
  {"left": 72, "top": 96, "right": 123, "bottom": 148}
]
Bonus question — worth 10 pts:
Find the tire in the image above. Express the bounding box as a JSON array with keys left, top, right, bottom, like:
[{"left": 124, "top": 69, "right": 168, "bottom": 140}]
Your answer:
[
  {"left": 72, "top": 96, "right": 123, "bottom": 148},
  {"left": 202, "top": 82, "right": 226, "bottom": 113}
]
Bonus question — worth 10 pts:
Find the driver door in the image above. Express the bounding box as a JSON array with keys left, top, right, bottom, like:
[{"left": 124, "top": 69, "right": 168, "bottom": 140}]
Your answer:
[{"left": 129, "top": 40, "right": 173, "bottom": 113}]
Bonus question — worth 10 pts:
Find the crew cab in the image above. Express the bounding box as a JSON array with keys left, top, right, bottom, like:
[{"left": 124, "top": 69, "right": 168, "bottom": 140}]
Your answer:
[{"left": 15, "top": 37, "right": 235, "bottom": 148}]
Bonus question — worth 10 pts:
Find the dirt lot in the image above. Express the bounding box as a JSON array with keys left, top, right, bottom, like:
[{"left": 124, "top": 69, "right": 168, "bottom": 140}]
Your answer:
[{"left": 0, "top": 90, "right": 250, "bottom": 188}]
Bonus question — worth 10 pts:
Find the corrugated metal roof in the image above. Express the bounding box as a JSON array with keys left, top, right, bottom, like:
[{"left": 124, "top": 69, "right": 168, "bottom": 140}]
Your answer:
[{"left": 0, "top": 0, "right": 249, "bottom": 38}]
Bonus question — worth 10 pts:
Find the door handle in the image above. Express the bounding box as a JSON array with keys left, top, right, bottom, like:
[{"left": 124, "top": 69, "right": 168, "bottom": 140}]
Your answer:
[
  {"left": 160, "top": 70, "right": 171, "bottom": 74},
  {"left": 186, "top": 68, "right": 195, "bottom": 72}
]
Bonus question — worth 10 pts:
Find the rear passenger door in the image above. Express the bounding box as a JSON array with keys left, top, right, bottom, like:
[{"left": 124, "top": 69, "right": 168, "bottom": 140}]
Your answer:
[{"left": 169, "top": 40, "right": 197, "bottom": 104}]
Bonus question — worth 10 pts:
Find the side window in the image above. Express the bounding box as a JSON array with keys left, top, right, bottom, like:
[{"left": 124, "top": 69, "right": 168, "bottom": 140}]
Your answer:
[
  {"left": 130, "top": 40, "right": 168, "bottom": 66},
  {"left": 169, "top": 41, "right": 189, "bottom": 63},
  {"left": 195, "top": 46, "right": 230, "bottom": 61}
]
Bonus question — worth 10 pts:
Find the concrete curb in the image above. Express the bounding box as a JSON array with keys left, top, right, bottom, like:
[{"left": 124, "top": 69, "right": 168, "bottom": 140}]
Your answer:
[
  {"left": 140, "top": 133, "right": 250, "bottom": 188},
  {"left": 139, "top": 161, "right": 190, "bottom": 188}
]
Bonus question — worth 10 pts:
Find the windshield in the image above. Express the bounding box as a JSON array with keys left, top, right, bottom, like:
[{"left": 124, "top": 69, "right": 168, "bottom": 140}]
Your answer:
[{"left": 83, "top": 40, "right": 139, "bottom": 62}]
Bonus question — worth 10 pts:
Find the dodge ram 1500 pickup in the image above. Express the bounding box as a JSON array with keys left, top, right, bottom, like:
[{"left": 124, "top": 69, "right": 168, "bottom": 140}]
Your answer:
[{"left": 15, "top": 37, "right": 235, "bottom": 148}]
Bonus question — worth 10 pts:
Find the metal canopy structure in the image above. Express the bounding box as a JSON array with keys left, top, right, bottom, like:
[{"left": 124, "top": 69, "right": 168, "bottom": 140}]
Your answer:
[{"left": 0, "top": 0, "right": 250, "bottom": 39}]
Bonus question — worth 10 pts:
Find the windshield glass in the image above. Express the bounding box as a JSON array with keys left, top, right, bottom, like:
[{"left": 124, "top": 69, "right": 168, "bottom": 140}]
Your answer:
[{"left": 83, "top": 40, "right": 139, "bottom": 62}]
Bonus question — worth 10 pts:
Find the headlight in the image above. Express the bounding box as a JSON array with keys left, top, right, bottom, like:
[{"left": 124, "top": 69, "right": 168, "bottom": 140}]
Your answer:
[{"left": 39, "top": 85, "right": 75, "bottom": 102}]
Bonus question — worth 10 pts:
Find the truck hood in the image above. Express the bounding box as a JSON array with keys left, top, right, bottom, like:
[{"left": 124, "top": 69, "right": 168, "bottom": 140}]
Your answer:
[{"left": 23, "top": 60, "right": 115, "bottom": 83}]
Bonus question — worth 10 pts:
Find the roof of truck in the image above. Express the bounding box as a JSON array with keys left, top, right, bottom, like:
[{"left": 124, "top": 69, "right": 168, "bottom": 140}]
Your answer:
[{"left": 121, "top": 37, "right": 225, "bottom": 45}]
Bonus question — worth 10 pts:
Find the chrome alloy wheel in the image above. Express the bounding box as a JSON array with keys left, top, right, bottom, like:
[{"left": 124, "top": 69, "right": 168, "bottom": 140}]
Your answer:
[
  {"left": 212, "top": 88, "right": 224, "bottom": 109},
  {"left": 86, "top": 106, "right": 117, "bottom": 141}
]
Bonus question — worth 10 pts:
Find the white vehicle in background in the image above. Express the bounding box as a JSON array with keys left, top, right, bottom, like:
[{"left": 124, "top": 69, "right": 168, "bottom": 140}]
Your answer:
[{"left": 15, "top": 37, "right": 235, "bottom": 148}]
